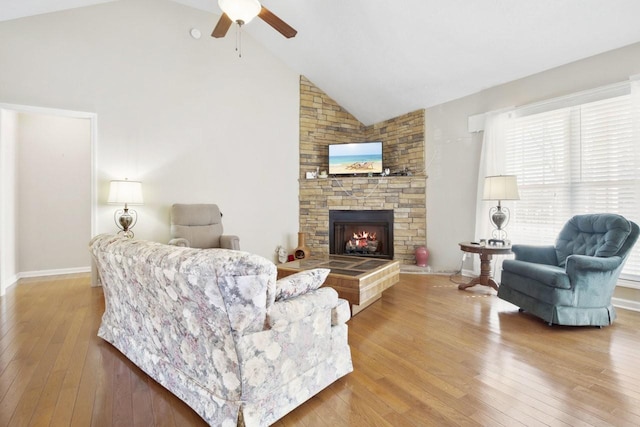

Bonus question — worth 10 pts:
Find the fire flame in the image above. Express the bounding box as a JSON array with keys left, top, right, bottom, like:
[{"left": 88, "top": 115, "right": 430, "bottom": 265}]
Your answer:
[
  {"left": 350, "top": 231, "right": 377, "bottom": 248},
  {"left": 352, "top": 231, "right": 376, "bottom": 240}
]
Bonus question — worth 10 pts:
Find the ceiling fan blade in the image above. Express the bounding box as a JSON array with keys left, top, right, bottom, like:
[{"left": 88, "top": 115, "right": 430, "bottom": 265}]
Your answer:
[
  {"left": 258, "top": 6, "right": 297, "bottom": 38},
  {"left": 211, "top": 13, "right": 232, "bottom": 38}
]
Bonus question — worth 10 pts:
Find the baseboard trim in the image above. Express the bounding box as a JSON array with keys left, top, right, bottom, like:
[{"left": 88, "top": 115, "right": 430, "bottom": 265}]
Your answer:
[
  {"left": 612, "top": 297, "right": 640, "bottom": 313},
  {"left": 18, "top": 266, "right": 91, "bottom": 279},
  {"left": 2, "top": 274, "right": 19, "bottom": 295},
  {"left": 7, "top": 273, "right": 18, "bottom": 285}
]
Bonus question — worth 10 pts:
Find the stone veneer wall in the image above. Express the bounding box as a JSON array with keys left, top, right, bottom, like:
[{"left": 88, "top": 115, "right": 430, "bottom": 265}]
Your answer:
[
  {"left": 300, "top": 76, "right": 425, "bottom": 177},
  {"left": 299, "top": 76, "right": 427, "bottom": 264}
]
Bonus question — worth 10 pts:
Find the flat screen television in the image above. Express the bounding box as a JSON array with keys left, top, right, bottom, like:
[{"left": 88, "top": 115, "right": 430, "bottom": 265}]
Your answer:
[{"left": 328, "top": 141, "right": 383, "bottom": 175}]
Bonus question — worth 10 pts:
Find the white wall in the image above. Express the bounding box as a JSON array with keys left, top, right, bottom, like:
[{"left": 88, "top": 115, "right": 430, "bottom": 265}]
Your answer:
[
  {"left": 0, "top": 109, "right": 18, "bottom": 294},
  {"left": 426, "top": 42, "right": 640, "bottom": 272},
  {"left": 0, "top": 0, "right": 301, "bottom": 262},
  {"left": 17, "top": 112, "right": 91, "bottom": 273}
]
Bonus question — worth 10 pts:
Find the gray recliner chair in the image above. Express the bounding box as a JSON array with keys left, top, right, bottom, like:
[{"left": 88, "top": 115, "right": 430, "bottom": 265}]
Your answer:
[
  {"left": 168, "top": 204, "right": 240, "bottom": 250},
  {"left": 498, "top": 213, "right": 639, "bottom": 327}
]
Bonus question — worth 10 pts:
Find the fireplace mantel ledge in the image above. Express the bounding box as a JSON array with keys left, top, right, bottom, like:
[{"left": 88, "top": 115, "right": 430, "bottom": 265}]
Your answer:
[{"left": 299, "top": 175, "right": 427, "bottom": 184}]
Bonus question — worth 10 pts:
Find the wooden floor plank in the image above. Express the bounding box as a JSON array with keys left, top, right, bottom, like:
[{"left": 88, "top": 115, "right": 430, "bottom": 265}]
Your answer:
[
  {"left": 130, "top": 368, "right": 155, "bottom": 427},
  {"left": 69, "top": 305, "right": 105, "bottom": 427},
  {"left": 1, "top": 272, "right": 640, "bottom": 426},
  {"left": 110, "top": 350, "right": 134, "bottom": 426},
  {"left": 89, "top": 344, "right": 115, "bottom": 427},
  {"left": 28, "top": 369, "right": 66, "bottom": 427},
  {"left": 147, "top": 378, "right": 178, "bottom": 427},
  {"left": 0, "top": 292, "right": 67, "bottom": 426}
]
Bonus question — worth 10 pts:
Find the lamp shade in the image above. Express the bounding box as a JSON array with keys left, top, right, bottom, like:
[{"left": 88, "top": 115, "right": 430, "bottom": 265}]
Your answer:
[
  {"left": 218, "top": 0, "right": 261, "bottom": 24},
  {"left": 483, "top": 175, "right": 520, "bottom": 201},
  {"left": 108, "top": 180, "right": 144, "bottom": 205}
]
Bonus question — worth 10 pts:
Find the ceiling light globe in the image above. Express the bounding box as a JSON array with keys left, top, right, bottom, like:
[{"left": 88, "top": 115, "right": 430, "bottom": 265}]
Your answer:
[{"left": 218, "top": 0, "right": 261, "bottom": 25}]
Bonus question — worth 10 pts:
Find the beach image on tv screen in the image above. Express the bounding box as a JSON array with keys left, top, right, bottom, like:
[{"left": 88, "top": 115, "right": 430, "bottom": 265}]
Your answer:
[{"left": 329, "top": 142, "right": 382, "bottom": 174}]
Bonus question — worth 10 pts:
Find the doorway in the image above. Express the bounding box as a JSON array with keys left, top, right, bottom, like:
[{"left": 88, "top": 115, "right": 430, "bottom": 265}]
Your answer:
[{"left": 0, "top": 104, "right": 96, "bottom": 296}]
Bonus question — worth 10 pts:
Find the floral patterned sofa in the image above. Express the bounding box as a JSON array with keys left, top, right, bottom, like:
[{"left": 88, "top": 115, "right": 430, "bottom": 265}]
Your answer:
[{"left": 90, "top": 234, "right": 353, "bottom": 426}]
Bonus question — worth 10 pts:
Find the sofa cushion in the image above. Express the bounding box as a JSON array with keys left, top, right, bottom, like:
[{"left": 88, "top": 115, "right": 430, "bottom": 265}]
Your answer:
[
  {"left": 275, "top": 268, "right": 330, "bottom": 301},
  {"left": 502, "top": 259, "right": 570, "bottom": 289}
]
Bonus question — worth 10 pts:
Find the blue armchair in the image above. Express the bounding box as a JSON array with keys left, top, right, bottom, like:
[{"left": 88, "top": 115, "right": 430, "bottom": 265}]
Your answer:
[{"left": 498, "top": 214, "right": 639, "bottom": 326}]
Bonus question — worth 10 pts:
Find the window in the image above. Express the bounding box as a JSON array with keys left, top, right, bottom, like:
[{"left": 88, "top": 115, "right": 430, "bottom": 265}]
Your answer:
[{"left": 503, "top": 94, "right": 640, "bottom": 280}]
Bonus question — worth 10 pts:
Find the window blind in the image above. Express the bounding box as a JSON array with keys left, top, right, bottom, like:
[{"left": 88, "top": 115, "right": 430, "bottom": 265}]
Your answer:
[{"left": 503, "top": 94, "right": 640, "bottom": 280}]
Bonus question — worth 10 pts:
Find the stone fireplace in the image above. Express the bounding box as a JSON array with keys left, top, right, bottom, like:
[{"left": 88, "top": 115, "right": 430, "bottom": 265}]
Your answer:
[
  {"left": 299, "top": 176, "right": 425, "bottom": 264},
  {"left": 330, "top": 210, "right": 394, "bottom": 259},
  {"left": 298, "top": 76, "right": 427, "bottom": 264}
]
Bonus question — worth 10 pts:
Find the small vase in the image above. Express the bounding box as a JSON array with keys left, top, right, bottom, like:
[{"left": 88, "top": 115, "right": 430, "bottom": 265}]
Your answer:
[
  {"left": 294, "top": 232, "right": 311, "bottom": 259},
  {"left": 415, "top": 246, "right": 429, "bottom": 267}
]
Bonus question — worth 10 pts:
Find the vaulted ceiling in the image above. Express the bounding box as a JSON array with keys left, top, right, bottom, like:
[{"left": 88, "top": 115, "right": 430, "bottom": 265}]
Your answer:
[{"left": 4, "top": 0, "right": 640, "bottom": 125}]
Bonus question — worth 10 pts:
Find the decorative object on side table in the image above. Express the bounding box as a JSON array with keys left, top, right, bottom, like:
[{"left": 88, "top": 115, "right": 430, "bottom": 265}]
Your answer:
[
  {"left": 415, "top": 246, "right": 429, "bottom": 267},
  {"left": 107, "top": 178, "right": 143, "bottom": 238},
  {"left": 483, "top": 175, "right": 520, "bottom": 245},
  {"left": 294, "top": 232, "right": 310, "bottom": 259},
  {"left": 275, "top": 245, "right": 288, "bottom": 263}
]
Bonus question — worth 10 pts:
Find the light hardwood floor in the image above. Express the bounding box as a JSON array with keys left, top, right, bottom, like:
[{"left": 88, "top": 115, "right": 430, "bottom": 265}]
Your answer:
[{"left": 2, "top": 273, "right": 640, "bottom": 426}]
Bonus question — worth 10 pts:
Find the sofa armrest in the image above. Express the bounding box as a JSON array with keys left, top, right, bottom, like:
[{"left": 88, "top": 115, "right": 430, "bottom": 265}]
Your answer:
[
  {"left": 274, "top": 268, "right": 330, "bottom": 301},
  {"left": 220, "top": 235, "right": 240, "bottom": 250},
  {"left": 168, "top": 237, "right": 190, "bottom": 247},
  {"left": 565, "top": 255, "right": 624, "bottom": 304},
  {"left": 512, "top": 244, "right": 558, "bottom": 265},
  {"left": 566, "top": 254, "right": 622, "bottom": 272},
  {"left": 332, "top": 299, "right": 351, "bottom": 325},
  {"left": 267, "top": 287, "right": 339, "bottom": 330},
  {"left": 566, "top": 254, "right": 621, "bottom": 275}
]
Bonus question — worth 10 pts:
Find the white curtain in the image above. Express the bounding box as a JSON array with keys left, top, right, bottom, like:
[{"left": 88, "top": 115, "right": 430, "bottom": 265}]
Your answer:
[
  {"left": 474, "top": 111, "right": 511, "bottom": 241},
  {"left": 473, "top": 111, "right": 512, "bottom": 277}
]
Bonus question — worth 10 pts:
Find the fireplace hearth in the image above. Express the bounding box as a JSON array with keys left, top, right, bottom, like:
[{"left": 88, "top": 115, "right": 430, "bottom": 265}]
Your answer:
[{"left": 329, "top": 210, "right": 394, "bottom": 259}]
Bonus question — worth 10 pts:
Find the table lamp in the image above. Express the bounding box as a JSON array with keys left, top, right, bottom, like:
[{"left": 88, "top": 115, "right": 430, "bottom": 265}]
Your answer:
[
  {"left": 108, "top": 179, "right": 143, "bottom": 238},
  {"left": 483, "top": 175, "right": 519, "bottom": 245}
]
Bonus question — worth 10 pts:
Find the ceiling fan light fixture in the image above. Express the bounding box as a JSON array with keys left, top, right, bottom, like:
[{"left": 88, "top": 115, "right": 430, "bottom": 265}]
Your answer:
[{"left": 218, "top": 0, "right": 261, "bottom": 25}]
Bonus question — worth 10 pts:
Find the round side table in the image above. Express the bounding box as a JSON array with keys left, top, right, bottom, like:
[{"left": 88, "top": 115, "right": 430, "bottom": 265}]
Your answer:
[{"left": 458, "top": 242, "right": 512, "bottom": 291}]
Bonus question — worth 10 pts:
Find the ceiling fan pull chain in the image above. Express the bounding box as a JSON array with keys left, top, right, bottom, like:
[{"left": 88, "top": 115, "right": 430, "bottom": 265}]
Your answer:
[{"left": 236, "top": 23, "right": 243, "bottom": 58}]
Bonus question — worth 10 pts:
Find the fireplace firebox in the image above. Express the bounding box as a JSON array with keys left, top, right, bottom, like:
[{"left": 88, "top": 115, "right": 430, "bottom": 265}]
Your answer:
[{"left": 329, "top": 210, "right": 394, "bottom": 259}]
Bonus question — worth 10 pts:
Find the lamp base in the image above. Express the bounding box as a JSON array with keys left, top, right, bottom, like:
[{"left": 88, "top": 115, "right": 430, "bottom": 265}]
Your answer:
[
  {"left": 489, "top": 203, "right": 510, "bottom": 245},
  {"left": 114, "top": 207, "right": 137, "bottom": 238}
]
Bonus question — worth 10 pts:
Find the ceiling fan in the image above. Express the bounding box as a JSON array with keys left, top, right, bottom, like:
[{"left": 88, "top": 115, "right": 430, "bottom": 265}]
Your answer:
[{"left": 212, "top": 0, "right": 297, "bottom": 39}]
